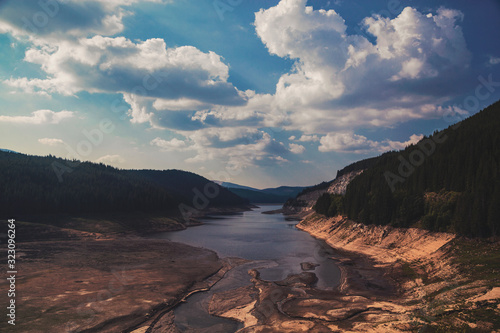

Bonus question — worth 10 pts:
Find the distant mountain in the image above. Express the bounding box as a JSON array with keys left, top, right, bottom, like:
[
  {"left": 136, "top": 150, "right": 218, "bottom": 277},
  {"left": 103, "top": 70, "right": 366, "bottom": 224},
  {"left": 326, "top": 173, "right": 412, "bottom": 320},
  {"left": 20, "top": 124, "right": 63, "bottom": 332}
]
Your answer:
[
  {"left": 217, "top": 181, "right": 306, "bottom": 203},
  {"left": 0, "top": 152, "right": 248, "bottom": 217},
  {"left": 216, "top": 181, "right": 259, "bottom": 191},
  {"left": 261, "top": 186, "right": 306, "bottom": 197}
]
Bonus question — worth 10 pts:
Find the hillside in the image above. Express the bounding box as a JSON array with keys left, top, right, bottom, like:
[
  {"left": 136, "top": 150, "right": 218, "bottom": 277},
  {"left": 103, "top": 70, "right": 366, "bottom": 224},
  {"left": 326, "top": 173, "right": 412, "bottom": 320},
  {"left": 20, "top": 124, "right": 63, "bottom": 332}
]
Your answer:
[
  {"left": 126, "top": 169, "right": 247, "bottom": 207},
  {"left": 220, "top": 182, "right": 306, "bottom": 203},
  {"left": 282, "top": 157, "right": 378, "bottom": 216},
  {"left": 312, "top": 100, "right": 500, "bottom": 238},
  {"left": 0, "top": 151, "right": 248, "bottom": 218}
]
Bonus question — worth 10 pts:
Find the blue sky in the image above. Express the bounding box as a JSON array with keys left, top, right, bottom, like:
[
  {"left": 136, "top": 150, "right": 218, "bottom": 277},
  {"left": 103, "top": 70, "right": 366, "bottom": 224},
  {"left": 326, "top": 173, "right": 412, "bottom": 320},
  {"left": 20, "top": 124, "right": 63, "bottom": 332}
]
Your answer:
[{"left": 1, "top": 0, "right": 499, "bottom": 188}]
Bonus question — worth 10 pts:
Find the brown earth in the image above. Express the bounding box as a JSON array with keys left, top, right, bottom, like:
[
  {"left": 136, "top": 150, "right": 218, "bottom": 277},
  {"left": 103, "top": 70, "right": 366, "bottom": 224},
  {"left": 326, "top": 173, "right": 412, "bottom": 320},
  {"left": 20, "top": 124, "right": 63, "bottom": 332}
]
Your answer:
[{"left": 0, "top": 238, "right": 227, "bottom": 333}]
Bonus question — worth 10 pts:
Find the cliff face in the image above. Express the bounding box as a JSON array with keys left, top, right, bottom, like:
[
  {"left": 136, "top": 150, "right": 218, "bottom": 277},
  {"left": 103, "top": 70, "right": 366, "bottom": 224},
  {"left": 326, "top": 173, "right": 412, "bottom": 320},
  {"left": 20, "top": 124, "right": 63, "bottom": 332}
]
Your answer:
[
  {"left": 283, "top": 170, "right": 363, "bottom": 217},
  {"left": 327, "top": 170, "right": 363, "bottom": 195}
]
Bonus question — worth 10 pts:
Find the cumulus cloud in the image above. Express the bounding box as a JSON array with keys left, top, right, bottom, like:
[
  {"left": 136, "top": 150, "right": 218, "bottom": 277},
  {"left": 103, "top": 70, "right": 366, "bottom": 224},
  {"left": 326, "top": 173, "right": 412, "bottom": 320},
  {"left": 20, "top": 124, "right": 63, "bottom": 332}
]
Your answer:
[
  {"left": 297, "top": 134, "right": 320, "bottom": 142},
  {"left": 255, "top": 1, "right": 472, "bottom": 132},
  {"left": 158, "top": 128, "right": 292, "bottom": 169},
  {"left": 0, "top": 110, "right": 74, "bottom": 124},
  {"left": 38, "top": 138, "right": 64, "bottom": 146},
  {"left": 289, "top": 143, "right": 306, "bottom": 154},
  {"left": 6, "top": 37, "right": 245, "bottom": 108},
  {"left": 0, "top": 0, "right": 476, "bottom": 170},
  {"left": 318, "top": 131, "right": 423, "bottom": 153},
  {"left": 96, "top": 154, "right": 125, "bottom": 165},
  {"left": 150, "top": 137, "right": 188, "bottom": 151}
]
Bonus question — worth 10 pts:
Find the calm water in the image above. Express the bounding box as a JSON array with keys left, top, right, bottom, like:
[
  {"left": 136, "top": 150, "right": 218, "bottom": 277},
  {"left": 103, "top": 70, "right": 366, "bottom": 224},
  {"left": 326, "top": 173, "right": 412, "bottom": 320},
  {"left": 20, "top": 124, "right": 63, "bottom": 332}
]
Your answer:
[{"left": 152, "top": 205, "right": 341, "bottom": 332}]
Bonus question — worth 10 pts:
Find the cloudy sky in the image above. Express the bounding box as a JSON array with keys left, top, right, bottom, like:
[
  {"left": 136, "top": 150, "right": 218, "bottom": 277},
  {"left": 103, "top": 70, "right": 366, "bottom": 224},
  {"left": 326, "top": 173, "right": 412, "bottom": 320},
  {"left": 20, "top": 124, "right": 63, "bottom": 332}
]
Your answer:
[{"left": 1, "top": 0, "right": 500, "bottom": 188}]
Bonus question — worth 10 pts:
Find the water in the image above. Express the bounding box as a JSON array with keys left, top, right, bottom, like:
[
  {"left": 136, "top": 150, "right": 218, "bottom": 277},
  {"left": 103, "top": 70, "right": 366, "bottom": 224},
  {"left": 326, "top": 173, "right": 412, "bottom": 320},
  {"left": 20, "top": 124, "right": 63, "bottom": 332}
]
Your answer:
[{"left": 151, "top": 205, "right": 341, "bottom": 332}]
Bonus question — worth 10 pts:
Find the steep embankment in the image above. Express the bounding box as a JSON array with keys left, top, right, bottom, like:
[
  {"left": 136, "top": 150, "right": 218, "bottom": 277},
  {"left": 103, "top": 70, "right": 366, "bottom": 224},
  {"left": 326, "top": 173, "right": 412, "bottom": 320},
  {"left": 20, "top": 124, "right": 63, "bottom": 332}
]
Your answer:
[
  {"left": 295, "top": 213, "right": 500, "bottom": 331},
  {"left": 298, "top": 214, "right": 455, "bottom": 266}
]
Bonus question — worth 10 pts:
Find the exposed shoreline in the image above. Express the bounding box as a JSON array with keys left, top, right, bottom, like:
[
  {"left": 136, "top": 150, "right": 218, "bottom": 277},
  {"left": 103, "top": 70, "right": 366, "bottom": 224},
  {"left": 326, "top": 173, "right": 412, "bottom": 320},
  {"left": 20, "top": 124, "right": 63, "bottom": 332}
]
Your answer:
[
  {"left": 3, "top": 206, "right": 252, "bottom": 333},
  {"left": 9, "top": 207, "right": 499, "bottom": 332},
  {"left": 292, "top": 213, "right": 500, "bottom": 331},
  {"left": 206, "top": 212, "right": 499, "bottom": 332}
]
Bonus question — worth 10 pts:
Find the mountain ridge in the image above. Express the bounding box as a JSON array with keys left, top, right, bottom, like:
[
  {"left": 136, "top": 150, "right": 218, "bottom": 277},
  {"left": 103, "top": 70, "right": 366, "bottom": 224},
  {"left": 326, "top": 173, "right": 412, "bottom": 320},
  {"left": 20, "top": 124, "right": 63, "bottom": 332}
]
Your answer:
[{"left": 0, "top": 151, "right": 249, "bottom": 217}]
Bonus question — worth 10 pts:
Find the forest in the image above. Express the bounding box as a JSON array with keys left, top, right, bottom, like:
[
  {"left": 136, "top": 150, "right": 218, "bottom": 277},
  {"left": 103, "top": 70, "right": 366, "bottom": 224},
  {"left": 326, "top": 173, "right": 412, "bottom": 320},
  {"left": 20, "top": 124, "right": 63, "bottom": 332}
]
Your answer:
[
  {"left": 0, "top": 152, "right": 247, "bottom": 217},
  {"left": 314, "top": 100, "right": 500, "bottom": 238}
]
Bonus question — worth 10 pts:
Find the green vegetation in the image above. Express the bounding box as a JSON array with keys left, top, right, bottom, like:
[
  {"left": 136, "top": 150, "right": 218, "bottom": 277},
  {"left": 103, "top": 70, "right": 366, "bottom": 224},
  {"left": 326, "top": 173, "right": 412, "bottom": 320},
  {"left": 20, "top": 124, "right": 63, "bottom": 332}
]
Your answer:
[
  {"left": 320, "top": 100, "right": 500, "bottom": 238},
  {"left": 0, "top": 152, "right": 247, "bottom": 217},
  {"left": 296, "top": 181, "right": 332, "bottom": 197},
  {"left": 313, "top": 193, "right": 344, "bottom": 217},
  {"left": 453, "top": 239, "right": 500, "bottom": 283}
]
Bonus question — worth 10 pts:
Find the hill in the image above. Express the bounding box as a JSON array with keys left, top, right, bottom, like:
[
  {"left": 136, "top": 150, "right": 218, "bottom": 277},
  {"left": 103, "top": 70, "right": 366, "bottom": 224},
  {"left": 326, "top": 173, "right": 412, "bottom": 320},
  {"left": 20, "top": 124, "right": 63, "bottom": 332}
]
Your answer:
[
  {"left": 218, "top": 182, "right": 306, "bottom": 203},
  {"left": 313, "top": 100, "right": 500, "bottom": 238},
  {"left": 0, "top": 151, "right": 248, "bottom": 218}
]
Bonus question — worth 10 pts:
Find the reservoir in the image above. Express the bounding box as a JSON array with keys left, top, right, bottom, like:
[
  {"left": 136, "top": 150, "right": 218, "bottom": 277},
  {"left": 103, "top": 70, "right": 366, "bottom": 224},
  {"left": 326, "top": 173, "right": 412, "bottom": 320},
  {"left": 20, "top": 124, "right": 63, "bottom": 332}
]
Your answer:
[{"left": 152, "top": 205, "right": 341, "bottom": 331}]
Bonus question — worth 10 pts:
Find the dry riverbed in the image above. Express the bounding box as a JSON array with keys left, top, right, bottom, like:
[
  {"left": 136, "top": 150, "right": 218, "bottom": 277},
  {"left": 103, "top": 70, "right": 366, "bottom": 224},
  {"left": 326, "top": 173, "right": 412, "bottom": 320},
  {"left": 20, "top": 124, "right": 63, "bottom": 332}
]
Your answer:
[
  {"left": 0, "top": 237, "right": 229, "bottom": 333},
  {"left": 200, "top": 213, "right": 500, "bottom": 332},
  {"left": 4, "top": 210, "right": 498, "bottom": 332}
]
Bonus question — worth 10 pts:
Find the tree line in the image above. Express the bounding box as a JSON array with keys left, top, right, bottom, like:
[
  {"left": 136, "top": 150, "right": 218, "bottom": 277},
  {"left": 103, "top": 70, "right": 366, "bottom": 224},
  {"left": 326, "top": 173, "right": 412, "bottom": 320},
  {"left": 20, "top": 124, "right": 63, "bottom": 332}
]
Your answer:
[{"left": 0, "top": 153, "right": 247, "bottom": 217}]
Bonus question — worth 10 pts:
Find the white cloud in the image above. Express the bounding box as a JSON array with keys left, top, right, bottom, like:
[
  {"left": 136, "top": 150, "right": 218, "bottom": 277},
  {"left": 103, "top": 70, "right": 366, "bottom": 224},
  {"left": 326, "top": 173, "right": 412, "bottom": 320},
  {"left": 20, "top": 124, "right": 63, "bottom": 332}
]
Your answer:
[
  {"left": 254, "top": 1, "right": 472, "bottom": 132},
  {"left": 185, "top": 127, "right": 264, "bottom": 149},
  {"left": 0, "top": 0, "right": 476, "bottom": 172},
  {"left": 289, "top": 143, "right": 306, "bottom": 154},
  {"left": 318, "top": 131, "right": 423, "bottom": 153},
  {"left": 38, "top": 138, "right": 64, "bottom": 146},
  {"left": 384, "top": 134, "right": 424, "bottom": 151},
  {"left": 298, "top": 134, "right": 320, "bottom": 142},
  {"left": 319, "top": 132, "right": 376, "bottom": 153},
  {"left": 0, "top": 110, "right": 74, "bottom": 124},
  {"left": 96, "top": 154, "right": 125, "bottom": 165},
  {"left": 6, "top": 37, "right": 244, "bottom": 110},
  {"left": 180, "top": 129, "right": 290, "bottom": 170},
  {"left": 150, "top": 137, "right": 188, "bottom": 151}
]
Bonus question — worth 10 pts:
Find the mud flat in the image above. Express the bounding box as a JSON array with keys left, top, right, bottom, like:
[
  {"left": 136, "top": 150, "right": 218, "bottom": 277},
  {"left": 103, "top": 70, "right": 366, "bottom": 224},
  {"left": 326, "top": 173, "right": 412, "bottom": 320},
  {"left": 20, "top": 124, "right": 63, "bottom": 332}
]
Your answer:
[{"left": 0, "top": 237, "right": 228, "bottom": 333}]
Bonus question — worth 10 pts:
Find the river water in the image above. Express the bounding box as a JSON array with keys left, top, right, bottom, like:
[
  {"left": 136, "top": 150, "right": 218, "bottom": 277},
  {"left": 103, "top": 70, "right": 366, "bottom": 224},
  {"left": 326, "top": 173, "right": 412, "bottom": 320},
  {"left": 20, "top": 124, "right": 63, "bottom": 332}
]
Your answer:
[{"left": 152, "top": 205, "right": 341, "bottom": 332}]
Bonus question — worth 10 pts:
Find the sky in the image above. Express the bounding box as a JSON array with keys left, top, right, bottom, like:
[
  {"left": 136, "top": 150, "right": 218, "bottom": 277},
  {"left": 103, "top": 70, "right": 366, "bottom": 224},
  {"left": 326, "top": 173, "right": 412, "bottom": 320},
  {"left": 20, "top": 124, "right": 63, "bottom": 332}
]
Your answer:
[{"left": 1, "top": 0, "right": 500, "bottom": 188}]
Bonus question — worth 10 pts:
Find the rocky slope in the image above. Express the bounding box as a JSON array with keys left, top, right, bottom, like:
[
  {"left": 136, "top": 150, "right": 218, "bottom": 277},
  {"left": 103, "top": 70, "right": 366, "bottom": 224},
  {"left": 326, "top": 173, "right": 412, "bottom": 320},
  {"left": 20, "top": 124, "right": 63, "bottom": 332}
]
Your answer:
[{"left": 282, "top": 170, "right": 363, "bottom": 217}]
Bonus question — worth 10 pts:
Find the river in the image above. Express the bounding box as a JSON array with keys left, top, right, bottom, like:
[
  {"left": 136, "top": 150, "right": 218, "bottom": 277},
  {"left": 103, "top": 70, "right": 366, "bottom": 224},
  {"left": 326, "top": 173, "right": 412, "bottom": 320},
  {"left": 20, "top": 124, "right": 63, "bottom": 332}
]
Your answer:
[{"left": 152, "top": 205, "right": 341, "bottom": 332}]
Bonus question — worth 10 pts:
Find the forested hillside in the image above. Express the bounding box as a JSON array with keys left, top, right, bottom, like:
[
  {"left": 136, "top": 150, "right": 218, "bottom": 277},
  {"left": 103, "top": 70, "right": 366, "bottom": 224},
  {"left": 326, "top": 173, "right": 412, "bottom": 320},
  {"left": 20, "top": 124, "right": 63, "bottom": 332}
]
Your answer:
[
  {"left": 315, "top": 100, "right": 500, "bottom": 238},
  {"left": 0, "top": 152, "right": 247, "bottom": 217},
  {"left": 225, "top": 185, "right": 305, "bottom": 203}
]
